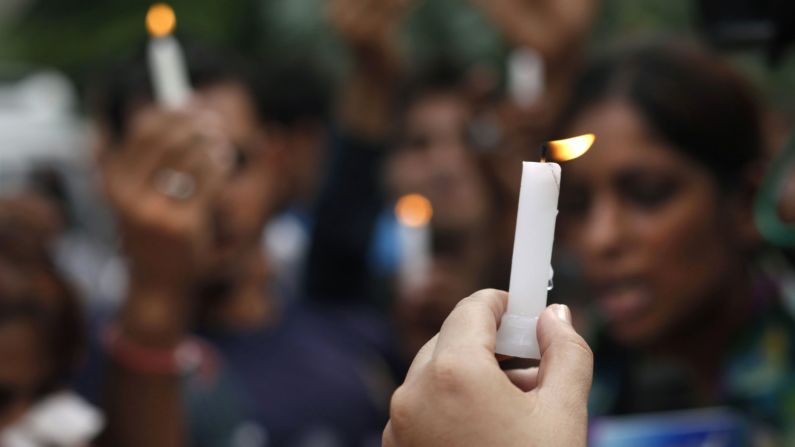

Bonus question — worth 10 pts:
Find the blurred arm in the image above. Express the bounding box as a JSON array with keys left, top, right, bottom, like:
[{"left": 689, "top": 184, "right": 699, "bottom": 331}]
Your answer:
[
  {"left": 331, "top": 0, "right": 407, "bottom": 140},
  {"left": 97, "top": 108, "right": 228, "bottom": 447},
  {"left": 100, "top": 284, "right": 190, "bottom": 447},
  {"left": 304, "top": 0, "right": 409, "bottom": 304}
]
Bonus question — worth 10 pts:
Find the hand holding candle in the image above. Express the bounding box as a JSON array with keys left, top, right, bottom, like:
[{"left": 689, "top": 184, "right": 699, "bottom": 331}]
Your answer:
[
  {"left": 384, "top": 290, "right": 594, "bottom": 447},
  {"left": 495, "top": 134, "right": 594, "bottom": 359}
]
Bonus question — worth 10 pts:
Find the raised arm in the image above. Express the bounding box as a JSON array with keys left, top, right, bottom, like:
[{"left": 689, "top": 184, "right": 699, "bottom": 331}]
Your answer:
[{"left": 98, "top": 107, "right": 229, "bottom": 447}]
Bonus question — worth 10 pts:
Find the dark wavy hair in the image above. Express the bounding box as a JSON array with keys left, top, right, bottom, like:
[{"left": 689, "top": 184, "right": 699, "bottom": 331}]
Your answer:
[
  {"left": 556, "top": 40, "right": 764, "bottom": 190},
  {"left": 0, "top": 200, "right": 83, "bottom": 396}
]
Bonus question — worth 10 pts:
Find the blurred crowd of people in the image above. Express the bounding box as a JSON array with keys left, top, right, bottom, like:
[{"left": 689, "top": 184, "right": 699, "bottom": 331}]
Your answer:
[{"left": 2, "top": 0, "right": 795, "bottom": 446}]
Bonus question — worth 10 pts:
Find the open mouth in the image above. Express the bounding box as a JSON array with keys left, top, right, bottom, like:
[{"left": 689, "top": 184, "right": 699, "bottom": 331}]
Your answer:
[{"left": 594, "top": 278, "right": 653, "bottom": 325}]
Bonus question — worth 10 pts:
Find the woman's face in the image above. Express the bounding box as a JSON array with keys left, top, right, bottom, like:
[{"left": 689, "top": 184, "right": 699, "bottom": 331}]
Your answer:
[
  {"left": 559, "top": 100, "right": 750, "bottom": 347},
  {"left": 0, "top": 259, "right": 50, "bottom": 429},
  {"left": 387, "top": 93, "right": 491, "bottom": 232}
]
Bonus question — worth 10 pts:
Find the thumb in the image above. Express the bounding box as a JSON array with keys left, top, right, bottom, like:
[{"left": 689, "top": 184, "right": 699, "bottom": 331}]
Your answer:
[{"left": 534, "top": 304, "right": 593, "bottom": 410}]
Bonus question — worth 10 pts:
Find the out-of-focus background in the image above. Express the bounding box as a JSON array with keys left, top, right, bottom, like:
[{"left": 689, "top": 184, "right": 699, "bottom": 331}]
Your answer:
[{"left": 2, "top": 1, "right": 795, "bottom": 446}]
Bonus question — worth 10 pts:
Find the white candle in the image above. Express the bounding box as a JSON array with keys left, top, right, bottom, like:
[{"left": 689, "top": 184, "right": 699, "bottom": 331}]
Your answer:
[
  {"left": 495, "top": 134, "right": 595, "bottom": 358},
  {"left": 395, "top": 194, "right": 433, "bottom": 292},
  {"left": 146, "top": 4, "right": 191, "bottom": 108},
  {"left": 495, "top": 161, "right": 561, "bottom": 359}
]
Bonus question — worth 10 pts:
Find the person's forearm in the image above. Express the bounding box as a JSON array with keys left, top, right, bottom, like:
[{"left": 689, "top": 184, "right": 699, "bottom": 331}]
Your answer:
[
  {"left": 102, "top": 364, "right": 186, "bottom": 447},
  {"left": 338, "top": 44, "right": 402, "bottom": 140},
  {"left": 101, "top": 285, "right": 190, "bottom": 447}
]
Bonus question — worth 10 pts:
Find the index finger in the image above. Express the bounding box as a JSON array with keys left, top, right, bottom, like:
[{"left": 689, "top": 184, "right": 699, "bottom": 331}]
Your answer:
[{"left": 432, "top": 289, "right": 507, "bottom": 359}]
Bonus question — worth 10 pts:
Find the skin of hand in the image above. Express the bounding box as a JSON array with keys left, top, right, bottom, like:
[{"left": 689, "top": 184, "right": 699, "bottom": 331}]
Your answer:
[
  {"left": 99, "top": 106, "right": 231, "bottom": 343},
  {"left": 101, "top": 107, "right": 230, "bottom": 289},
  {"left": 328, "top": 0, "right": 409, "bottom": 56},
  {"left": 383, "top": 289, "right": 593, "bottom": 447},
  {"left": 329, "top": 0, "right": 411, "bottom": 138},
  {"left": 470, "top": 0, "right": 598, "bottom": 62}
]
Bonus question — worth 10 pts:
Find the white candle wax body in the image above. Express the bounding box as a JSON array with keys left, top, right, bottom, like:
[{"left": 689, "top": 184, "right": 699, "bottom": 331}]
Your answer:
[
  {"left": 495, "top": 161, "right": 561, "bottom": 359},
  {"left": 397, "top": 222, "right": 431, "bottom": 291},
  {"left": 148, "top": 36, "right": 191, "bottom": 108}
]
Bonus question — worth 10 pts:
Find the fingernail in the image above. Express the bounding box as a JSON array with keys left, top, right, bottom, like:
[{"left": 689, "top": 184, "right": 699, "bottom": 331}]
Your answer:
[{"left": 555, "top": 304, "right": 571, "bottom": 324}]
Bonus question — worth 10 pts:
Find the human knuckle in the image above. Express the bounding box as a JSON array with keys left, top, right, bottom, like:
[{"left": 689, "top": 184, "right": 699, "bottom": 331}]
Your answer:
[
  {"left": 477, "top": 287, "right": 501, "bottom": 296},
  {"left": 382, "top": 426, "right": 396, "bottom": 447},
  {"left": 388, "top": 386, "right": 414, "bottom": 430},
  {"left": 456, "top": 289, "right": 503, "bottom": 311},
  {"left": 429, "top": 353, "right": 467, "bottom": 393},
  {"left": 552, "top": 337, "right": 594, "bottom": 375},
  {"left": 564, "top": 336, "right": 593, "bottom": 361},
  {"left": 452, "top": 299, "right": 486, "bottom": 315}
]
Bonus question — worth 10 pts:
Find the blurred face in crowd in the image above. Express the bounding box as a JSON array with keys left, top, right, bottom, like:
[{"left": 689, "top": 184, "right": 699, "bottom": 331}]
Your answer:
[
  {"left": 559, "top": 99, "right": 753, "bottom": 347},
  {"left": 0, "top": 204, "right": 75, "bottom": 428},
  {"left": 284, "top": 122, "right": 327, "bottom": 207},
  {"left": 0, "top": 317, "right": 47, "bottom": 428},
  {"left": 196, "top": 82, "right": 285, "bottom": 277},
  {"left": 388, "top": 92, "right": 491, "bottom": 232},
  {"left": 0, "top": 256, "right": 46, "bottom": 429}
]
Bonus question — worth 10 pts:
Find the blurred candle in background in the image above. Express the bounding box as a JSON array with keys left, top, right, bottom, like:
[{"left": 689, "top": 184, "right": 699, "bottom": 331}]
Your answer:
[
  {"left": 495, "top": 134, "right": 594, "bottom": 359},
  {"left": 395, "top": 194, "right": 433, "bottom": 293},
  {"left": 508, "top": 47, "right": 545, "bottom": 109},
  {"left": 146, "top": 3, "right": 191, "bottom": 107}
]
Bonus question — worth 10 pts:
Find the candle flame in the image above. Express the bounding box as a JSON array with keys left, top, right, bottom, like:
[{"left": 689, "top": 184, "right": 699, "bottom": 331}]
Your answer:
[
  {"left": 146, "top": 3, "right": 177, "bottom": 38},
  {"left": 547, "top": 133, "right": 595, "bottom": 161},
  {"left": 396, "top": 194, "right": 433, "bottom": 227}
]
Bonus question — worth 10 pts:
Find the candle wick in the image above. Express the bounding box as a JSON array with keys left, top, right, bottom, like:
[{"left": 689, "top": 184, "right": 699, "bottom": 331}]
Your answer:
[{"left": 539, "top": 143, "right": 549, "bottom": 163}]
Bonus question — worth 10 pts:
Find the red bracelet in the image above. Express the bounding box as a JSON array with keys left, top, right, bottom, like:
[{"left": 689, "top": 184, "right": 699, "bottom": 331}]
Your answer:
[{"left": 103, "top": 325, "right": 211, "bottom": 376}]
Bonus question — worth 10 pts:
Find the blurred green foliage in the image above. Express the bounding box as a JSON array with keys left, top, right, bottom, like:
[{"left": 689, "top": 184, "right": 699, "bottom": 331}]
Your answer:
[
  {"left": 0, "top": 0, "right": 693, "bottom": 84},
  {"left": 0, "top": 0, "right": 793, "bottom": 111}
]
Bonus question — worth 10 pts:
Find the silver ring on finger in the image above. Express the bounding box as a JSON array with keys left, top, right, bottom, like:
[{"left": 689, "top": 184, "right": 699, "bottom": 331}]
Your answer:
[{"left": 153, "top": 168, "right": 196, "bottom": 201}]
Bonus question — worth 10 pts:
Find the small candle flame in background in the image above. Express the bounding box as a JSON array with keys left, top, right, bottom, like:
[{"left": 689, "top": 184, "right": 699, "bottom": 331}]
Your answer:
[
  {"left": 547, "top": 133, "right": 595, "bottom": 162},
  {"left": 395, "top": 194, "right": 433, "bottom": 227},
  {"left": 146, "top": 3, "right": 177, "bottom": 38}
]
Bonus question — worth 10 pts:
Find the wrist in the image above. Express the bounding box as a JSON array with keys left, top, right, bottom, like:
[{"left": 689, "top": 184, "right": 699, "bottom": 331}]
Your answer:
[
  {"left": 104, "top": 324, "right": 214, "bottom": 376},
  {"left": 121, "top": 282, "right": 192, "bottom": 347}
]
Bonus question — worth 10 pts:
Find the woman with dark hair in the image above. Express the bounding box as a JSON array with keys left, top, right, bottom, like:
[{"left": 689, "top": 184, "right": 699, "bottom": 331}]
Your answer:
[
  {"left": 556, "top": 41, "right": 795, "bottom": 443},
  {"left": 0, "top": 196, "right": 102, "bottom": 446}
]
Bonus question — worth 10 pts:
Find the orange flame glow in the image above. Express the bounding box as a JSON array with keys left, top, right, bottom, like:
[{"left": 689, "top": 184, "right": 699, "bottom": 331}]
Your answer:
[
  {"left": 395, "top": 194, "right": 433, "bottom": 227},
  {"left": 547, "top": 133, "right": 595, "bottom": 162},
  {"left": 146, "top": 3, "right": 177, "bottom": 38}
]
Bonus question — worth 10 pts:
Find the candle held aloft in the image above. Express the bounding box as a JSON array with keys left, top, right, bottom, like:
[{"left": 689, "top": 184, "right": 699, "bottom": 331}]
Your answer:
[
  {"left": 495, "top": 162, "right": 561, "bottom": 359},
  {"left": 395, "top": 194, "right": 433, "bottom": 292},
  {"left": 146, "top": 4, "right": 191, "bottom": 107},
  {"left": 508, "top": 47, "right": 545, "bottom": 109}
]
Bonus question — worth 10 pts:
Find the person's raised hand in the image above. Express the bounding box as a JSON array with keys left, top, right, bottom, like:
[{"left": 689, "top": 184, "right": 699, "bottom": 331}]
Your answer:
[
  {"left": 470, "top": 0, "right": 598, "bottom": 61},
  {"left": 100, "top": 107, "right": 231, "bottom": 300},
  {"left": 330, "top": 0, "right": 412, "bottom": 139},
  {"left": 384, "top": 289, "right": 593, "bottom": 447},
  {"left": 329, "top": 0, "right": 410, "bottom": 58}
]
